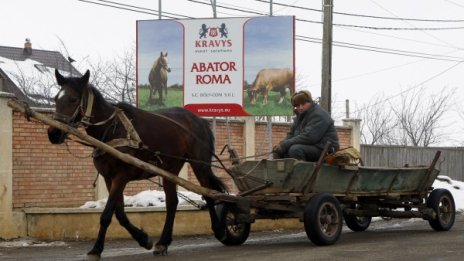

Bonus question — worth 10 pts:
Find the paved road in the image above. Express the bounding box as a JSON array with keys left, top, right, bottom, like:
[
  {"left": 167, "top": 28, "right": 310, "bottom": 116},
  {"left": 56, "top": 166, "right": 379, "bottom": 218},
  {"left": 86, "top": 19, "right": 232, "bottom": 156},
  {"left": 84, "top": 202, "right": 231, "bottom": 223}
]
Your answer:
[{"left": 1, "top": 214, "right": 463, "bottom": 261}]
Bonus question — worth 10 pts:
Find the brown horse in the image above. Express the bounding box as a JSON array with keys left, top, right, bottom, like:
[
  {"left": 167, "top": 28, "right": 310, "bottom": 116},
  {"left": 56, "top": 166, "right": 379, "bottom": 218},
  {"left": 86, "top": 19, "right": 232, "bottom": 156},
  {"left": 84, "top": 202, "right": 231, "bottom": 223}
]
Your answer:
[
  {"left": 48, "top": 69, "right": 227, "bottom": 260},
  {"left": 148, "top": 51, "right": 171, "bottom": 105}
]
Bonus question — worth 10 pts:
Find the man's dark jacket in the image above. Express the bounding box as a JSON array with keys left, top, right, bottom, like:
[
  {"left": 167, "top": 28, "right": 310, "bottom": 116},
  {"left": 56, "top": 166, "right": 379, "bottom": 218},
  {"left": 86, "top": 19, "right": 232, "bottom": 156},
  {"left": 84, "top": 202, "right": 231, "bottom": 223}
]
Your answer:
[{"left": 280, "top": 103, "right": 339, "bottom": 153}]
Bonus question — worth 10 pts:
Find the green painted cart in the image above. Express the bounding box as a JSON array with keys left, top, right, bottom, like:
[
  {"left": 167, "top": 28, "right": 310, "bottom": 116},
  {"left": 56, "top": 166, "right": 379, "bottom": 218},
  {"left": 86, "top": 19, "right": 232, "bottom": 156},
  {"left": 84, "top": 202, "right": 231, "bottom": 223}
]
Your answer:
[{"left": 215, "top": 150, "right": 456, "bottom": 246}]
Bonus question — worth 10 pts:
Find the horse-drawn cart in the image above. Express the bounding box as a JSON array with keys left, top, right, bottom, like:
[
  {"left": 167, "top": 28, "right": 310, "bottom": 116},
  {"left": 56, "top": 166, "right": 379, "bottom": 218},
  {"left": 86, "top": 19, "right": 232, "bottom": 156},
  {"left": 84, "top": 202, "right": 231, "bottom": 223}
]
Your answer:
[
  {"left": 215, "top": 150, "right": 456, "bottom": 246},
  {"left": 8, "top": 98, "right": 456, "bottom": 255}
]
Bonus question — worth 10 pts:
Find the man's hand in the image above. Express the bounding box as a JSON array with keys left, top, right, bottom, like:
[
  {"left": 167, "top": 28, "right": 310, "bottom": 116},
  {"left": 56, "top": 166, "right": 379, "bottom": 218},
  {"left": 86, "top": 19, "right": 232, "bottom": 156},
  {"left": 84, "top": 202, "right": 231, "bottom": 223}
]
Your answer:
[{"left": 272, "top": 144, "right": 283, "bottom": 155}]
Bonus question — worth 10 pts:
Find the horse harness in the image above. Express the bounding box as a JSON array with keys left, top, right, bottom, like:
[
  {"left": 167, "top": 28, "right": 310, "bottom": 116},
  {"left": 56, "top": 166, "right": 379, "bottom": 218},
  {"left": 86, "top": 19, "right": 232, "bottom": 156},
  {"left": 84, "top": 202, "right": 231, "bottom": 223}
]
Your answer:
[{"left": 61, "top": 86, "right": 240, "bottom": 179}]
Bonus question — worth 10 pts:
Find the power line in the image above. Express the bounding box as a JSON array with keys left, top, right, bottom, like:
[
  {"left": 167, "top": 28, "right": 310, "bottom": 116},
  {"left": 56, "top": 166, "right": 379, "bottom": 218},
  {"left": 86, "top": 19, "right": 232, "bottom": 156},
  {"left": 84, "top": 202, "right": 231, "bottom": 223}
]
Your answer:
[
  {"left": 340, "top": 26, "right": 464, "bottom": 51},
  {"left": 77, "top": 0, "right": 191, "bottom": 18},
  {"left": 369, "top": 0, "right": 459, "bottom": 49},
  {"left": 194, "top": 0, "right": 464, "bottom": 30},
  {"left": 333, "top": 23, "right": 464, "bottom": 31},
  {"left": 296, "top": 36, "right": 464, "bottom": 62},
  {"left": 351, "top": 61, "right": 464, "bottom": 115},
  {"left": 256, "top": 0, "right": 464, "bottom": 22}
]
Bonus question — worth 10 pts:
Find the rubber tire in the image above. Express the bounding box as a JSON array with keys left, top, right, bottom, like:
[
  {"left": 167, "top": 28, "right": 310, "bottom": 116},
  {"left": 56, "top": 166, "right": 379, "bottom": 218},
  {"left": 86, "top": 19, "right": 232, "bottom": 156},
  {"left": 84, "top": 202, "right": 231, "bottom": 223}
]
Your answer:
[
  {"left": 304, "top": 193, "right": 342, "bottom": 245},
  {"left": 427, "top": 188, "right": 455, "bottom": 231},
  {"left": 343, "top": 204, "right": 372, "bottom": 232},
  {"left": 215, "top": 203, "right": 251, "bottom": 246}
]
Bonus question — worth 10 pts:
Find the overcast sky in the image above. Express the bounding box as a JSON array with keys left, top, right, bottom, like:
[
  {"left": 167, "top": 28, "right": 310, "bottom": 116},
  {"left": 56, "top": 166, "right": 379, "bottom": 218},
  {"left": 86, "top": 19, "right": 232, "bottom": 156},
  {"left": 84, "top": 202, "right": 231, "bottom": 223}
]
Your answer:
[{"left": 1, "top": 0, "right": 464, "bottom": 144}]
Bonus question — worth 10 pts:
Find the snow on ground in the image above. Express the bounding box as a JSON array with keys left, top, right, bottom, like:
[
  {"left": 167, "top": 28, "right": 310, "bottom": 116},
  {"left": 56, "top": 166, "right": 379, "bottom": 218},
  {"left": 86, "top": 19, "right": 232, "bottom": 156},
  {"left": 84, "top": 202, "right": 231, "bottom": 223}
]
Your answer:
[
  {"left": 0, "top": 239, "right": 67, "bottom": 248},
  {"left": 433, "top": 175, "right": 464, "bottom": 212},
  {"left": 80, "top": 190, "right": 205, "bottom": 209}
]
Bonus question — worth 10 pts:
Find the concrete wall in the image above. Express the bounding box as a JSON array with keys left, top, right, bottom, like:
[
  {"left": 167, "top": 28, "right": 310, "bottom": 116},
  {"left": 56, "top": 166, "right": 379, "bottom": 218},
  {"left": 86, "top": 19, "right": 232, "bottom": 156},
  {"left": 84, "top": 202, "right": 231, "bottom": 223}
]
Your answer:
[
  {"left": 24, "top": 207, "right": 302, "bottom": 241},
  {"left": 0, "top": 93, "right": 27, "bottom": 238}
]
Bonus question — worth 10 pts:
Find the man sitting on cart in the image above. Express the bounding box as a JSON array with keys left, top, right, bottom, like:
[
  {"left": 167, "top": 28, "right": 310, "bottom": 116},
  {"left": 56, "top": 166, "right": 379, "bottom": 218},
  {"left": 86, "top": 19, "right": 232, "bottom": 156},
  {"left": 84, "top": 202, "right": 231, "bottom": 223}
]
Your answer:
[{"left": 272, "top": 90, "right": 339, "bottom": 161}]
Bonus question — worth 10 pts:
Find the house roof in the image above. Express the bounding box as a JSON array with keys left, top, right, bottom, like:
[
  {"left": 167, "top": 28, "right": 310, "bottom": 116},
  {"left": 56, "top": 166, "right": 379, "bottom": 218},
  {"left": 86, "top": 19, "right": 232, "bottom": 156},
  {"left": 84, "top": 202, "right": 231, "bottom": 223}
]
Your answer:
[
  {"left": 0, "top": 42, "right": 80, "bottom": 107},
  {"left": 0, "top": 45, "right": 80, "bottom": 75}
]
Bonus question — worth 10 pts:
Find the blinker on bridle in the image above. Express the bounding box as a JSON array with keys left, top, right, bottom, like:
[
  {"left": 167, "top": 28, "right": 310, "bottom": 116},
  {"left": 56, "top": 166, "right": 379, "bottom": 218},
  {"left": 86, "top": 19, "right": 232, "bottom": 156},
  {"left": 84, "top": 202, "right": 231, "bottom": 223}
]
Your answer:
[{"left": 53, "top": 87, "right": 95, "bottom": 126}]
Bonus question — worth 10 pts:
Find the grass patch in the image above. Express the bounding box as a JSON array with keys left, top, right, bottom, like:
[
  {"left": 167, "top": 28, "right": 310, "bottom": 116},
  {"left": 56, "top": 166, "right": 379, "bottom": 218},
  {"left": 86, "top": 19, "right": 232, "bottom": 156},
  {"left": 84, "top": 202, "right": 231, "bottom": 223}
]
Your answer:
[
  {"left": 243, "top": 91, "right": 293, "bottom": 116},
  {"left": 137, "top": 87, "right": 183, "bottom": 111}
]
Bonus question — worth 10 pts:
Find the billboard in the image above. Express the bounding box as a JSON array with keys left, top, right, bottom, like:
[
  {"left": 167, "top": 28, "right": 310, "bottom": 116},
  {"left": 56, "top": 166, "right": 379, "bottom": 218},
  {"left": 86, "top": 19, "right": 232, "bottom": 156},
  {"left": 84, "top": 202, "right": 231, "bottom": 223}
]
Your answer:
[{"left": 137, "top": 16, "right": 294, "bottom": 116}]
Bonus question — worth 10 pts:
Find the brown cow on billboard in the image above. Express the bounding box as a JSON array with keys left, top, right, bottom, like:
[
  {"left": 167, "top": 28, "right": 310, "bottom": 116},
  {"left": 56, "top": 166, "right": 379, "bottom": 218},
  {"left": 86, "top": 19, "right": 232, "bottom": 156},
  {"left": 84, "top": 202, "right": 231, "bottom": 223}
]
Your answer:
[{"left": 247, "top": 68, "right": 293, "bottom": 105}]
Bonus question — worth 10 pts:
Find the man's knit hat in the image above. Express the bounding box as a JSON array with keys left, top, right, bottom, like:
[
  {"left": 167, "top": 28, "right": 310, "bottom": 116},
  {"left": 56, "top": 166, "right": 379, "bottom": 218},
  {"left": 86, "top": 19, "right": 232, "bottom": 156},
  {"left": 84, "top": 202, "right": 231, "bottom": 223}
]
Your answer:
[{"left": 291, "top": 90, "right": 313, "bottom": 106}]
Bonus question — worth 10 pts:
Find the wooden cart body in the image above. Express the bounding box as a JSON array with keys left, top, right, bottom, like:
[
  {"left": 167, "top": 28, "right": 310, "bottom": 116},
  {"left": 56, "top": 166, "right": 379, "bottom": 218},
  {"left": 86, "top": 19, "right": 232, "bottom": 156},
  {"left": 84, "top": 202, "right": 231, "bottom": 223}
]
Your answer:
[
  {"left": 228, "top": 155, "right": 442, "bottom": 220},
  {"left": 231, "top": 159, "right": 439, "bottom": 197},
  {"left": 217, "top": 153, "right": 455, "bottom": 246}
]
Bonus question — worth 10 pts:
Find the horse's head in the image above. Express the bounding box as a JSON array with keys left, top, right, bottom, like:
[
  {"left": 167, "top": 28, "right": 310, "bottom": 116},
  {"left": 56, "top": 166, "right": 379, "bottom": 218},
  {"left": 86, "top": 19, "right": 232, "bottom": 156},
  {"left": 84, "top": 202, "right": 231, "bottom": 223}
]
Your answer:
[
  {"left": 49, "top": 69, "right": 91, "bottom": 144},
  {"left": 158, "top": 52, "right": 171, "bottom": 73}
]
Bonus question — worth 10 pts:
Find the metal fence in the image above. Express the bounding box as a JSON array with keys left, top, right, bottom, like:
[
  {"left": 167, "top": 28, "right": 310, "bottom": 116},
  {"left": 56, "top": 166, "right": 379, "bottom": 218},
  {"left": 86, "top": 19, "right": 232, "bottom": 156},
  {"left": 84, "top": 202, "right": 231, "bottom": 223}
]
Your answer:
[{"left": 361, "top": 145, "right": 464, "bottom": 181}]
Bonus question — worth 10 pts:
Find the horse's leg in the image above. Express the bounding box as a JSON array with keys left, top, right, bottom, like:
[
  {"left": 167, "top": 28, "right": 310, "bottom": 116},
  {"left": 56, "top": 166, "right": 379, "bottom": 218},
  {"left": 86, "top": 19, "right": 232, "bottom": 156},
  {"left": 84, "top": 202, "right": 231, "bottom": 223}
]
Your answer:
[
  {"left": 148, "top": 83, "right": 153, "bottom": 103},
  {"left": 157, "top": 83, "right": 164, "bottom": 104},
  {"left": 190, "top": 164, "right": 226, "bottom": 240},
  {"left": 87, "top": 178, "right": 118, "bottom": 260},
  {"left": 154, "top": 178, "right": 178, "bottom": 256},
  {"left": 164, "top": 81, "right": 168, "bottom": 99},
  {"left": 113, "top": 188, "right": 153, "bottom": 250}
]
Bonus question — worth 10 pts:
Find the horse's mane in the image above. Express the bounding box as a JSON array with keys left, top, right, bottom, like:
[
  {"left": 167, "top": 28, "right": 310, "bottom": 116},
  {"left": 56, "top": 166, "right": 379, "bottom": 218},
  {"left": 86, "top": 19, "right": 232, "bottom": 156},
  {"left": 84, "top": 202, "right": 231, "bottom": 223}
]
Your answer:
[
  {"left": 152, "top": 56, "right": 163, "bottom": 71},
  {"left": 89, "top": 85, "right": 106, "bottom": 103},
  {"left": 115, "top": 102, "right": 138, "bottom": 118}
]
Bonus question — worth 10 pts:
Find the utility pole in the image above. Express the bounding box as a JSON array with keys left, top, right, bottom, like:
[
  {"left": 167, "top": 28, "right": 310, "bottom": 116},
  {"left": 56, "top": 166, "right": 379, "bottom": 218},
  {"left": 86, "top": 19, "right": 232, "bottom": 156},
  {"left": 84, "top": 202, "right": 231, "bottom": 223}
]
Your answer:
[
  {"left": 321, "top": 0, "right": 333, "bottom": 114},
  {"left": 270, "top": 0, "right": 273, "bottom": 16},
  {"left": 158, "top": 0, "right": 162, "bottom": 19},
  {"left": 210, "top": 0, "right": 217, "bottom": 18}
]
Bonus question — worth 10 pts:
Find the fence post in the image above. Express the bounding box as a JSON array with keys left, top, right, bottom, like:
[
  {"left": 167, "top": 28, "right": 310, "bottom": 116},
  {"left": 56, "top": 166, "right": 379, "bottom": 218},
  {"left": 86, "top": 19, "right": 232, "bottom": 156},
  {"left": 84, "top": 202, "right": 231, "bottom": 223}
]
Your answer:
[
  {"left": 0, "top": 93, "right": 27, "bottom": 239},
  {"left": 244, "top": 117, "right": 256, "bottom": 159},
  {"left": 342, "top": 118, "right": 361, "bottom": 151}
]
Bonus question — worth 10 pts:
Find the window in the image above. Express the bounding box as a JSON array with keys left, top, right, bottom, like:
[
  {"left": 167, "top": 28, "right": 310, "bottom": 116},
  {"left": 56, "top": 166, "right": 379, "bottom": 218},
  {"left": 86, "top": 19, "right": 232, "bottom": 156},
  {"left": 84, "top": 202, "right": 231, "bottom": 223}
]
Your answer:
[{"left": 34, "top": 64, "right": 49, "bottom": 73}]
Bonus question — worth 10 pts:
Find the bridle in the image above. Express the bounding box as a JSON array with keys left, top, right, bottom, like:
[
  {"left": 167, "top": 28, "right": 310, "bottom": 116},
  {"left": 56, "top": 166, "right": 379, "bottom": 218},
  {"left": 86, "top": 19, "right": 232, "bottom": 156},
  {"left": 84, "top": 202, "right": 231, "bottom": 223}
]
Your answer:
[
  {"left": 53, "top": 86, "right": 117, "bottom": 128},
  {"left": 157, "top": 56, "right": 171, "bottom": 73},
  {"left": 54, "top": 84, "right": 143, "bottom": 151}
]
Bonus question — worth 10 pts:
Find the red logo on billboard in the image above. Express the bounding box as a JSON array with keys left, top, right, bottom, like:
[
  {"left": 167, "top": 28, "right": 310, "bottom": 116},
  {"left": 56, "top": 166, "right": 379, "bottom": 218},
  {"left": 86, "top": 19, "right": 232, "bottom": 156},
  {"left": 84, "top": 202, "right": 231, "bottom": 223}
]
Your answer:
[
  {"left": 209, "top": 27, "right": 218, "bottom": 37},
  {"left": 198, "top": 23, "right": 229, "bottom": 39}
]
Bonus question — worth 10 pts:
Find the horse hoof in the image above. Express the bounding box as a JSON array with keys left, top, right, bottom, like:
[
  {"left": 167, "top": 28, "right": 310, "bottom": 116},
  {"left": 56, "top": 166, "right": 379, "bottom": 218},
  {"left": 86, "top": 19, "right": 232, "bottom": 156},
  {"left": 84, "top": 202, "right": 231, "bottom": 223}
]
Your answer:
[
  {"left": 87, "top": 254, "right": 101, "bottom": 261},
  {"left": 153, "top": 245, "right": 168, "bottom": 256},
  {"left": 144, "top": 238, "right": 154, "bottom": 250}
]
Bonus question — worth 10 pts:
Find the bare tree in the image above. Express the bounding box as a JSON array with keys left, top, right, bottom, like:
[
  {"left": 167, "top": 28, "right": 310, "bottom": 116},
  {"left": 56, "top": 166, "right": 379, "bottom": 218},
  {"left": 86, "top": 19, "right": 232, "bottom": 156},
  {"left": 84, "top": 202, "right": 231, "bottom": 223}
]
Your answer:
[
  {"left": 391, "top": 86, "right": 455, "bottom": 147},
  {"left": 357, "top": 95, "right": 398, "bottom": 145},
  {"left": 7, "top": 62, "right": 59, "bottom": 106},
  {"left": 84, "top": 47, "right": 136, "bottom": 105}
]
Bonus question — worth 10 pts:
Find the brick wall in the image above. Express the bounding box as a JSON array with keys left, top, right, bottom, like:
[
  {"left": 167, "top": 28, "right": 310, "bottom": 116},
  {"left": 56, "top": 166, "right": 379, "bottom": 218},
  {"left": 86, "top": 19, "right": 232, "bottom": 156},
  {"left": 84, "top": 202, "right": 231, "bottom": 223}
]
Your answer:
[
  {"left": 11, "top": 112, "right": 352, "bottom": 208},
  {"left": 12, "top": 111, "right": 96, "bottom": 208}
]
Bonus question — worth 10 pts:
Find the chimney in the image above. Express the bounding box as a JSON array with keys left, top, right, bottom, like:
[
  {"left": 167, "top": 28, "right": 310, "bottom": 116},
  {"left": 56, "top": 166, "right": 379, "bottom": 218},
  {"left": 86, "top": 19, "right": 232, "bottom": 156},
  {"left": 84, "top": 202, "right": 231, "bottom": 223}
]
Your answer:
[{"left": 23, "top": 38, "right": 32, "bottom": 55}]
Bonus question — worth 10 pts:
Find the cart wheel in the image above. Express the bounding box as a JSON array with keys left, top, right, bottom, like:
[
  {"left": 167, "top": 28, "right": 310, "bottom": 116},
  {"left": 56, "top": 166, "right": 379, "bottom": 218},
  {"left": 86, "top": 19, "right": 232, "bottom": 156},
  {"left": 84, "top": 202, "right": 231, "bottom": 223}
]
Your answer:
[
  {"left": 427, "top": 188, "right": 455, "bottom": 231},
  {"left": 343, "top": 204, "right": 371, "bottom": 232},
  {"left": 215, "top": 203, "right": 251, "bottom": 246},
  {"left": 304, "top": 193, "right": 342, "bottom": 245}
]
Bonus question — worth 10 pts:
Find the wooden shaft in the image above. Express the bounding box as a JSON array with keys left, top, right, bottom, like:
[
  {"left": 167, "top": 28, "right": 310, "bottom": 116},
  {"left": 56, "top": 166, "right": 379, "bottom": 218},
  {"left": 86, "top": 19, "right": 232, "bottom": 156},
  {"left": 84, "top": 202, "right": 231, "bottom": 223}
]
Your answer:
[{"left": 7, "top": 99, "right": 239, "bottom": 203}]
